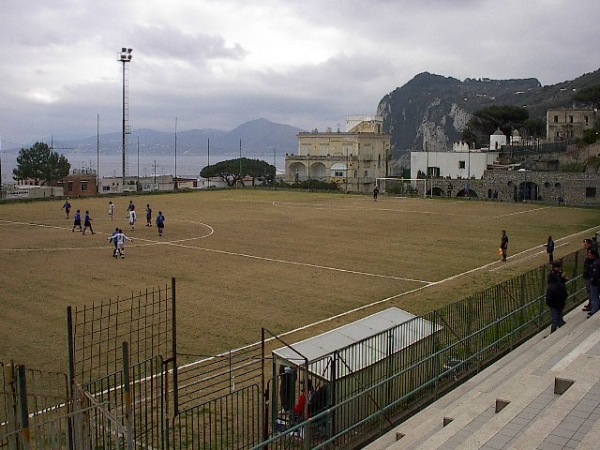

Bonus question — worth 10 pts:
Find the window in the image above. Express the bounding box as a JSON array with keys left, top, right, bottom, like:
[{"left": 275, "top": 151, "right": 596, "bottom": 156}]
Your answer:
[
  {"left": 103, "top": 186, "right": 111, "bottom": 191},
  {"left": 569, "top": 115, "right": 574, "bottom": 123},
  {"left": 553, "top": 115, "right": 559, "bottom": 123},
  {"left": 585, "top": 115, "right": 589, "bottom": 123},
  {"left": 586, "top": 187, "right": 597, "bottom": 198},
  {"left": 334, "top": 171, "right": 344, "bottom": 177},
  {"left": 67, "top": 182, "right": 73, "bottom": 192},
  {"left": 81, "top": 181, "right": 88, "bottom": 192},
  {"left": 459, "top": 161, "right": 466, "bottom": 169}
]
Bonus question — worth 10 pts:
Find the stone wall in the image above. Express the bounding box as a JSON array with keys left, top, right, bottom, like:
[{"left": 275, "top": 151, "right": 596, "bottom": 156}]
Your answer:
[{"left": 424, "top": 171, "right": 600, "bottom": 207}]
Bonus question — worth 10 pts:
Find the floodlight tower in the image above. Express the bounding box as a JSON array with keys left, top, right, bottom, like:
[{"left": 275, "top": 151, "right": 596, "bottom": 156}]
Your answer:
[{"left": 118, "top": 47, "right": 133, "bottom": 189}]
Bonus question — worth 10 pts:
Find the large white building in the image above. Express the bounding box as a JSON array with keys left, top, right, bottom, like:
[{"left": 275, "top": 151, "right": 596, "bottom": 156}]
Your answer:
[{"left": 410, "top": 146, "right": 499, "bottom": 180}]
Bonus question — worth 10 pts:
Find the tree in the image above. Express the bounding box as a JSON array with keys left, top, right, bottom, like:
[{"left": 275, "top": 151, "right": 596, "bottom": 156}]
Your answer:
[
  {"left": 582, "top": 128, "right": 600, "bottom": 145},
  {"left": 522, "top": 118, "right": 546, "bottom": 140},
  {"left": 573, "top": 85, "right": 600, "bottom": 109},
  {"left": 200, "top": 158, "right": 276, "bottom": 187},
  {"left": 13, "top": 142, "right": 71, "bottom": 185},
  {"left": 465, "top": 105, "right": 529, "bottom": 146}
]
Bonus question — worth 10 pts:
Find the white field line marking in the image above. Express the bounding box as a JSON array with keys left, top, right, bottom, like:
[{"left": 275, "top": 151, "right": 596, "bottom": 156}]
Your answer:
[
  {"left": 182, "top": 225, "right": 600, "bottom": 369},
  {"left": 494, "top": 206, "right": 550, "bottom": 218},
  {"left": 0, "top": 218, "right": 430, "bottom": 283},
  {"left": 487, "top": 224, "right": 600, "bottom": 272},
  {"left": 139, "top": 237, "right": 433, "bottom": 283},
  {"left": 0, "top": 219, "right": 215, "bottom": 251},
  {"left": 488, "top": 242, "right": 572, "bottom": 272}
]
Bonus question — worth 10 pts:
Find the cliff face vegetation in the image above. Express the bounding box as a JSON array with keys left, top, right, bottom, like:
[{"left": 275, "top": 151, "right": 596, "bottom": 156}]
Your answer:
[{"left": 377, "top": 70, "right": 600, "bottom": 162}]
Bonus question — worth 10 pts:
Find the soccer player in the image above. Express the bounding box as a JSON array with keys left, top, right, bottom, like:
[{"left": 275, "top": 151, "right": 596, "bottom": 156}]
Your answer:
[
  {"left": 108, "top": 201, "right": 115, "bottom": 220},
  {"left": 107, "top": 227, "right": 120, "bottom": 257},
  {"left": 115, "top": 229, "right": 132, "bottom": 259},
  {"left": 83, "top": 211, "right": 95, "bottom": 235},
  {"left": 146, "top": 204, "right": 152, "bottom": 227},
  {"left": 129, "top": 205, "right": 137, "bottom": 230},
  {"left": 72, "top": 209, "right": 82, "bottom": 232},
  {"left": 500, "top": 230, "right": 509, "bottom": 262},
  {"left": 63, "top": 198, "right": 71, "bottom": 219},
  {"left": 156, "top": 211, "right": 165, "bottom": 236}
]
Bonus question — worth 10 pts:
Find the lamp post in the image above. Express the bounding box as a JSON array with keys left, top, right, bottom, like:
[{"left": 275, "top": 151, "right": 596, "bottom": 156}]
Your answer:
[
  {"left": 118, "top": 47, "right": 133, "bottom": 190},
  {"left": 174, "top": 117, "right": 178, "bottom": 181}
]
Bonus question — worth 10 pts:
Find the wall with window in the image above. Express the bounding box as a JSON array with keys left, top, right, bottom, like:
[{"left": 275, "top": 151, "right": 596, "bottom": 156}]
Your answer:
[{"left": 546, "top": 109, "right": 595, "bottom": 142}]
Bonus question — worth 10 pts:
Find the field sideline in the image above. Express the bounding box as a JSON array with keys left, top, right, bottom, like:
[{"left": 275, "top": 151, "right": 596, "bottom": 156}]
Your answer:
[{"left": 1, "top": 189, "right": 598, "bottom": 373}]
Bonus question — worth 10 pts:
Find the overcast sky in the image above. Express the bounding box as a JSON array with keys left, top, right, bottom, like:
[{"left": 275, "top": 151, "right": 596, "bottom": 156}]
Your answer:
[{"left": 2, "top": 0, "right": 600, "bottom": 147}]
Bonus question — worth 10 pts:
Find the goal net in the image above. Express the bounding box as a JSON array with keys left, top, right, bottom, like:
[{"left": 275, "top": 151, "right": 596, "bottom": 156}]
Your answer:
[{"left": 375, "top": 178, "right": 427, "bottom": 198}]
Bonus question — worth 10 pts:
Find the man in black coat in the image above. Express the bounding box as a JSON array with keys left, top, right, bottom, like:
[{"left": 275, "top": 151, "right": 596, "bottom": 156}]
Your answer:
[{"left": 546, "top": 261, "right": 568, "bottom": 333}]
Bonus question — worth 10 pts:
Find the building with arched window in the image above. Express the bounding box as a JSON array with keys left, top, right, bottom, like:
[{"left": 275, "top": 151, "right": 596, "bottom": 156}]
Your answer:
[{"left": 285, "top": 115, "right": 391, "bottom": 193}]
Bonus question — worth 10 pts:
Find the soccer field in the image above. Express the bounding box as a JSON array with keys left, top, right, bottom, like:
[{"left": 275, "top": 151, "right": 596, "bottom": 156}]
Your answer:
[{"left": 1, "top": 189, "right": 598, "bottom": 373}]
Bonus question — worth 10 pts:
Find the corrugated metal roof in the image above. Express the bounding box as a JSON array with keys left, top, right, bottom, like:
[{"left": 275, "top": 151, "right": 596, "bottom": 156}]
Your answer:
[{"left": 273, "top": 307, "right": 440, "bottom": 381}]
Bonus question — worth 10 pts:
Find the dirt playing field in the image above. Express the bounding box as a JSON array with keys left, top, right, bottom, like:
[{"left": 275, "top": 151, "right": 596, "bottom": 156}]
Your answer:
[{"left": 1, "top": 189, "right": 598, "bottom": 373}]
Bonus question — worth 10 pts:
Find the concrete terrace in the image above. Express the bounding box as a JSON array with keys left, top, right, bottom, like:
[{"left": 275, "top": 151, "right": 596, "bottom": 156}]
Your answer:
[{"left": 365, "top": 307, "right": 600, "bottom": 450}]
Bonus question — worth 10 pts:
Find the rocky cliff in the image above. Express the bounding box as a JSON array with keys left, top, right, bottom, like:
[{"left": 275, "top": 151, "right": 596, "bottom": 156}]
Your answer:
[{"left": 377, "top": 70, "right": 600, "bottom": 161}]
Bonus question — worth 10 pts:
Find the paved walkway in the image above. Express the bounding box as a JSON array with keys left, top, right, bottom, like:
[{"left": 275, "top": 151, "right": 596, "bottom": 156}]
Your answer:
[{"left": 364, "top": 306, "right": 600, "bottom": 450}]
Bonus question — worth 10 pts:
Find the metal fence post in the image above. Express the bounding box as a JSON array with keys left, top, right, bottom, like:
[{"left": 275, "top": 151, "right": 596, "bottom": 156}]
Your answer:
[
  {"left": 171, "top": 277, "right": 179, "bottom": 416},
  {"left": 16, "top": 365, "right": 30, "bottom": 450},
  {"left": 66, "top": 306, "right": 75, "bottom": 450},
  {"left": 123, "top": 342, "right": 133, "bottom": 450}
]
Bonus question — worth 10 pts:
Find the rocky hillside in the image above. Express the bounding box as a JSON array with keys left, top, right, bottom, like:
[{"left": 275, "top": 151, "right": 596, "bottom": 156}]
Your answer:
[{"left": 377, "top": 70, "right": 600, "bottom": 159}]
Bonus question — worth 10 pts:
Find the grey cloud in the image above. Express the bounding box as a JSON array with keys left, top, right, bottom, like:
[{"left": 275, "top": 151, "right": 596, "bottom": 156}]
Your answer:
[{"left": 133, "top": 25, "right": 247, "bottom": 62}]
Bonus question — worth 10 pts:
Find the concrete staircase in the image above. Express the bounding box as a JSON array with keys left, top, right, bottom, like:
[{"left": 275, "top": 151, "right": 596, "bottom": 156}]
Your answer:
[{"left": 365, "top": 307, "right": 600, "bottom": 450}]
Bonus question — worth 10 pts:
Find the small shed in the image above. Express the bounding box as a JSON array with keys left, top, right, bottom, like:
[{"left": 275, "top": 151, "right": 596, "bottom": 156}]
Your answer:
[{"left": 271, "top": 307, "right": 441, "bottom": 435}]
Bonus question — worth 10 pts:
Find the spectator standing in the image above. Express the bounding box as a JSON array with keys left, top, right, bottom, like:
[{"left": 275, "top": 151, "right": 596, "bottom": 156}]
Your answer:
[
  {"left": 373, "top": 186, "right": 379, "bottom": 202},
  {"left": 588, "top": 249, "right": 600, "bottom": 318},
  {"left": 545, "top": 236, "right": 555, "bottom": 264},
  {"left": 546, "top": 261, "right": 568, "bottom": 333},
  {"left": 582, "top": 239, "right": 594, "bottom": 312}
]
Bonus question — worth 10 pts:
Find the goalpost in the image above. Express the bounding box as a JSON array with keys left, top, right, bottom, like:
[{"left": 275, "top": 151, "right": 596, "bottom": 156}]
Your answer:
[{"left": 375, "top": 178, "right": 427, "bottom": 198}]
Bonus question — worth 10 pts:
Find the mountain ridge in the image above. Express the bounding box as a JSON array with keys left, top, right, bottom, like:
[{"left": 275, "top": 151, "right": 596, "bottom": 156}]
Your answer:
[
  {"left": 377, "top": 69, "right": 600, "bottom": 158},
  {"left": 9, "top": 118, "right": 304, "bottom": 158}
]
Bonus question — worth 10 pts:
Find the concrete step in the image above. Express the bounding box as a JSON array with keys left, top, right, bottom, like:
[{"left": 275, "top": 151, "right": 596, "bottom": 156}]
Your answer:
[{"left": 365, "top": 307, "right": 600, "bottom": 450}]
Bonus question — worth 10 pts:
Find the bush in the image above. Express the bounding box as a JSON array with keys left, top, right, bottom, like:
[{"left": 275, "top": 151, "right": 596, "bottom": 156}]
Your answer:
[
  {"left": 559, "top": 162, "right": 586, "bottom": 173},
  {"left": 288, "top": 179, "right": 340, "bottom": 191}
]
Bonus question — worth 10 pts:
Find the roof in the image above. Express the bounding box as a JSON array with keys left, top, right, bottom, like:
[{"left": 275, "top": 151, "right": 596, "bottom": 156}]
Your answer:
[{"left": 272, "top": 307, "right": 440, "bottom": 381}]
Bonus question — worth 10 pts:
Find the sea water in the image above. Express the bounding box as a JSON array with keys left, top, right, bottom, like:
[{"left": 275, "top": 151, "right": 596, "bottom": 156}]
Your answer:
[{"left": 0, "top": 150, "right": 284, "bottom": 184}]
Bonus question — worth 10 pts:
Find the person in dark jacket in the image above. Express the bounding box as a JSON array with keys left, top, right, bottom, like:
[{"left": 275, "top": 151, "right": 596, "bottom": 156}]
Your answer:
[
  {"left": 582, "top": 239, "right": 594, "bottom": 312},
  {"left": 588, "top": 249, "right": 600, "bottom": 318},
  {"left": 500, "top": 230, "right": 509, "bottom": 262},
  {"left": 546, "top": 261, "right": 568, "bottom": 333},
  {"left": 545, "top": 236, "right": 555, "bottom": 264}
]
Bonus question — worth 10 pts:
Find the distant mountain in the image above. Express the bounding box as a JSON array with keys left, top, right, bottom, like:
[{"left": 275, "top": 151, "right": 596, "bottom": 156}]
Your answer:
[
  {"left": 40, "top": 118, "right": 304, "bottom": 159},
  {"left": 377, "top": 69, "right": 600, "bottom": 157}
]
